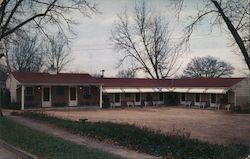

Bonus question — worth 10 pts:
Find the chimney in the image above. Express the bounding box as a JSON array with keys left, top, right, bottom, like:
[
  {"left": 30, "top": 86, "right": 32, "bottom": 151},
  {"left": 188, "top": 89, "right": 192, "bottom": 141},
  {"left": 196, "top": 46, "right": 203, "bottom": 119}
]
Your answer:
[{"left": 100, "top": 69, "right": 105, "bottom": 78}]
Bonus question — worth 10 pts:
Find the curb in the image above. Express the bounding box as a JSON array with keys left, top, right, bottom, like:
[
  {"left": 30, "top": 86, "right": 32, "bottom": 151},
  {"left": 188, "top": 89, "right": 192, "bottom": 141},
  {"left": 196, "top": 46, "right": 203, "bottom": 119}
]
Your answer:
[{"left": 0, "top": 139, "right": 37, "bottom": 159}]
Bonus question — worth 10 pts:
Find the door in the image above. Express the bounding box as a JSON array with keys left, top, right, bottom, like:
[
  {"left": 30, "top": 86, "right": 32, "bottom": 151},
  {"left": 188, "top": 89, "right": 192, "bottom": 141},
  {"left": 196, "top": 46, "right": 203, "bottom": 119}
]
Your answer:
[
  {"left": 194, "top": 93, "right": 201, "bottom": 106},
  {"left": 42, "top": 87, "right": 51, "bottom": 107},
  {"left": 134, "top": 93, "right": 141, "bottom": 106},
  {"left": 114, "top": 93, "right": 121, "bottom": 106},
  {"left": 69, "top": 87, "right": 77, "bottom": 106},
  {"left": 210, "top": 94, "right": 217, "bottom": 106}
]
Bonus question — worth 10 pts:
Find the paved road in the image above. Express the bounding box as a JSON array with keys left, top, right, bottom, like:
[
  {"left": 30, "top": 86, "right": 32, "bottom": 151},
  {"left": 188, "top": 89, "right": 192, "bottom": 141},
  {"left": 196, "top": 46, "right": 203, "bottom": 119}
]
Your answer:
[{"left": 0, "top": 145, "right": 19, "bottom": 159}]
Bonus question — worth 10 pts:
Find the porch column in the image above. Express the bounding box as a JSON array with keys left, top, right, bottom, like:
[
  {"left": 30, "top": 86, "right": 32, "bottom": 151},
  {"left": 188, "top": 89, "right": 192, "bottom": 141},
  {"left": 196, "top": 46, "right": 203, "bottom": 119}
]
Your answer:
[
  {"left": 99, "top": 85, "right": 103, "bottom": 108},
  {"left": 234, "top": 92, "right": 237, "bottom": 107},
  {"left": 21, "top": 85, "right": 25, "bottom": 110}
]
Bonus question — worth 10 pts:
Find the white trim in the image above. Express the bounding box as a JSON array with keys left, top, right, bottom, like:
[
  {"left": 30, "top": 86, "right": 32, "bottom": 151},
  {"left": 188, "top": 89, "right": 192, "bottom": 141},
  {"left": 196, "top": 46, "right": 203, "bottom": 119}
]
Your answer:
[
  {"left": 69, "top": 86, "right": 78, "bottom": 106},
  {"left": 42, "top": 86, "right": 51, "bottom": 107},
  {"left": 103, "top": 88, "right": 123, "bottom": 93},
  {"left": 21, "top": 85, "right": 25, "bottom": 110},
  {"left": 123, "top": 88, "right": 140, "bottom": 93},
  {"left": 205, "top": 88, "right": 228, "bottom": 94},
  {"left": 138, "top": 88, "right": 158, "bottom": 92},
  {"left": 189, "top": 88, "right": 206, "bottom": 93},
  {"left": 173, "top": 88, "right": 189, "bottom": 93},
  {"left": 99, "top": 85, "right": 103, "bottom": 108}
]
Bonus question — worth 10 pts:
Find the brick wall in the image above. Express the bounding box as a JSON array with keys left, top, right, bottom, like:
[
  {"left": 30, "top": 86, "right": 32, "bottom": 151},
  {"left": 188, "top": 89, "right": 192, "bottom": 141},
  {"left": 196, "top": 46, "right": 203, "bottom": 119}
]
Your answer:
[{"left": 78, "top": 86, "right": 100, "bottom": 106}]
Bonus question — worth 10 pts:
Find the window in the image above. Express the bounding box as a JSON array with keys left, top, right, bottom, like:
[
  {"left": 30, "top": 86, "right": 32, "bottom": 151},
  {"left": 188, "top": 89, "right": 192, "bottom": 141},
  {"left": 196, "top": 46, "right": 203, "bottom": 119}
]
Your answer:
[
  {"left": 125, "top": 93, "right": 131, "bottom": 97},
  {"left": 70, "top": 87, "right": 76, "bottom": 100},
  {"left": 211, "top": 94, "right": 216, "bottom": 104},
  {"left": 181, "top": 93, "right": 186, "bottom": 101},
  {"left": 43, "top": 88, "right": 50, "bottom": 101},
  {"left": 114, "top": 93, "right": 120, "bottom": 103},
  {"left": 135, "top": 93, "right": 140, "bottom": 102},
  {"left": 159, "top": 93, "right": 164, "bottom": 101},
  {"left": 195, "top": 93, "right": 200, "bottom": 102},
  {"left": 26, "top": 87, "right": 34, "bottom": 96},
  {"left": 55, "top": 86, "right": 64, "bottom": 96},
  {"left": 83, "top": 86, "right": 91, "bottom": 97},
  {"left": 146, "top": 93, "right": 152, "bottom": 101}
]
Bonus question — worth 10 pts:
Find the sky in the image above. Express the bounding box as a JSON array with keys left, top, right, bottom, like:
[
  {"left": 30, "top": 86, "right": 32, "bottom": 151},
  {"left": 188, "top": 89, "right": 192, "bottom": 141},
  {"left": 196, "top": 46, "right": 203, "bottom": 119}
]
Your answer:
[{"left": 66, "top": 0, "right": 248, "bottom": 77}]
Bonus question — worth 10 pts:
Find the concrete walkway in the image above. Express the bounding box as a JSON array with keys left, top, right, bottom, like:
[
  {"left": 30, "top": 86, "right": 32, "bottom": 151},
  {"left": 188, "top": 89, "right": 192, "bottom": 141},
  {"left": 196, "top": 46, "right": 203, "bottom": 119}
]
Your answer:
[{"left": 7, "top": 116, "right": 160, "bottom": 159}]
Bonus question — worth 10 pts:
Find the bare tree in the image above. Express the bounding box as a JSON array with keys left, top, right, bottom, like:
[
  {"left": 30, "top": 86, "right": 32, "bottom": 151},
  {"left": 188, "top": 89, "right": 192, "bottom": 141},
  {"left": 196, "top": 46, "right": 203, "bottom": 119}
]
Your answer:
[
  {"left": 45, "top": 32, "right": 73, "bottom": 73},
  {"left": 116, "top": 68, "right": 136, "bottom": 78},
  {"left": 172, "top": 0, "right": 250, "bottom": 70},
  {"left": 111, "top": 1, "right": 182, "bottom": 79},
  {"left": 183, "top": 56, "right": 234, "bottom": 78},
  {"left": 0, "top": 0, "right": 97, "bottom": 58},
  {"left": 10, "top": 34, "right": 44, "bottom": 72}
]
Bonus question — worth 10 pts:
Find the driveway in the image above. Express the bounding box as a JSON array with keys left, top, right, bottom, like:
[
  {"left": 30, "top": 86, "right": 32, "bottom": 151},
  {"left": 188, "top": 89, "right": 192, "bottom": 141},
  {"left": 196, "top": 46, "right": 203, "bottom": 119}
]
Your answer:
[{"left": 42, "top": 107, "right": 250, "bottom": 145}]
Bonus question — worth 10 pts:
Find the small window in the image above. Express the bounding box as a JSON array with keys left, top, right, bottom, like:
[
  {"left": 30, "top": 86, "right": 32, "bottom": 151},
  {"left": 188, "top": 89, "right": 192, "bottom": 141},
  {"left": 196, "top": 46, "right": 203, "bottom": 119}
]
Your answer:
[
  {"left": 55, "top": 86, "right": 64, "bottom": 96},
  {"left": 195, "top": 93, "right": 200, "bottom": 102},
  {"left": 181, "top": 93, "right": 185, "bottom": 101},
  {"left": 159, "top": 93, "right": 164, "bottom": 101},
  {"left": 114, "top": 93, "right": 120, "bottom": 103},
  {"left": 83, "top": 86, "right": 91, "bottom": 97},
  {"left": 26, "top": 87, "right": 34, "bottom": 96}
]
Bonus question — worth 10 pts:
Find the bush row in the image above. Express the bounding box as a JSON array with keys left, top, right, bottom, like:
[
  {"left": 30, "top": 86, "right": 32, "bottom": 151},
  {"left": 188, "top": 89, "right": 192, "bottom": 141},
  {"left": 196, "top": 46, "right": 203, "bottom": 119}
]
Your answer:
[{"left": 15, "top": 111, "right": 249, "bottom": 159}]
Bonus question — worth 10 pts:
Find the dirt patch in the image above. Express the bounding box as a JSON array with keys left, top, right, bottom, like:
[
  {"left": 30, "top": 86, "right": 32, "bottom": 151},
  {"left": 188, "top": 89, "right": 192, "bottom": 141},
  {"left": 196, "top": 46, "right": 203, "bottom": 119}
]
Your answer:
[{"left": 43, "top": 107, "right": 250, "bottom": 145}]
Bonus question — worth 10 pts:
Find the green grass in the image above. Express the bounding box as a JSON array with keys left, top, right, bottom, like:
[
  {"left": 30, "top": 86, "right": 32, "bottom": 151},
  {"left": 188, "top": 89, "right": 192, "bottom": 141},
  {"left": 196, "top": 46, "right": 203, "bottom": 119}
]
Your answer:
[
  {"left": 0, "top": 117, "right": 123, "bottom": 159},
  {"left": 14, "top": 111, "right": 249, "bottom": 159}
]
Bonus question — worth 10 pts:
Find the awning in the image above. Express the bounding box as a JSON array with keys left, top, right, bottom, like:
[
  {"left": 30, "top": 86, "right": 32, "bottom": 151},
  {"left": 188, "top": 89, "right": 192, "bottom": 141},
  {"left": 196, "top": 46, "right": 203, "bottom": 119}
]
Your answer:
[
  {"left": 172, "top": 88, "right": 189, "bottom": 93},
  {"left": 123, "top": 88, "right": 140, "bottom": 93},
  {"left": 139, "top": 88, "right": 158, "bottom": 92},
  {"left": 103, "top": 88, "right": 123, "bottom": 93},
  {"left": 188, "top": 88, "right": 206, "bottom": 93},
  {"left": 205, "top": 88, "right": 228, "bottom": 94},
  {"left": 160, "top": 88, "right": 171, "bottom": 92}
]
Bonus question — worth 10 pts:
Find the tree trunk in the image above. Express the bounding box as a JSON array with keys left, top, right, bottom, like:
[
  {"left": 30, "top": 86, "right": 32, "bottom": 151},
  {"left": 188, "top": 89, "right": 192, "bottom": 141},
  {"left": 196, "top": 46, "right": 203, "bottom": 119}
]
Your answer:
[{"left": 211, "top": 0, "right": 250, "bottom": 70}]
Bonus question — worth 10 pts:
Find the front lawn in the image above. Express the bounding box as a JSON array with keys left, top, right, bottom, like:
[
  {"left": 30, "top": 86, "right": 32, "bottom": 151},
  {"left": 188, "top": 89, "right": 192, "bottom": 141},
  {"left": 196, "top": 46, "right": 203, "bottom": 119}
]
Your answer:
[
  {"left": 14, "top": 111, "right": 249, "bottom": 159},
  {"left": 0, "top": 117, "right": 123, "bottom": 159}
]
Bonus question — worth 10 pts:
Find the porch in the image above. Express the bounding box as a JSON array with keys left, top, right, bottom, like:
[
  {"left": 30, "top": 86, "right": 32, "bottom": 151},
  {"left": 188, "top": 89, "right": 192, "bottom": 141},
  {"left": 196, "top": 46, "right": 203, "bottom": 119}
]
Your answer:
[{"left": 17, "top": 85, "right": 102, "bottom": 110}]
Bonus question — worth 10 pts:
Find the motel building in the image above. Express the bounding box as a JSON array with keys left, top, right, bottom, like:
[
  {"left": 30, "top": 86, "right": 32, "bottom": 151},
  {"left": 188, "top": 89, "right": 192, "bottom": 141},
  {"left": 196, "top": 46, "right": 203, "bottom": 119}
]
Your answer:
[{"left": 6, "top": 72, "right": 250, "bottom": 110}]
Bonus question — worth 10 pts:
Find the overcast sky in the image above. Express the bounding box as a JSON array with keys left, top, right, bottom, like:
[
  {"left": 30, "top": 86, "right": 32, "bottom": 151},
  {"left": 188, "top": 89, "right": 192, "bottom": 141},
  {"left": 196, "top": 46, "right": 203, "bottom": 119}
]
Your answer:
[{"left": 66, "top": 0, "right": 248, "bottom": 77}]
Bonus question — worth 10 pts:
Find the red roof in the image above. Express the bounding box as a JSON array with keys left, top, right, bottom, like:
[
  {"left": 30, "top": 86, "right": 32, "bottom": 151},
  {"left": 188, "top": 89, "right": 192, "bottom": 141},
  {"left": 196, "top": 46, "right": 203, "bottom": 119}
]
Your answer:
[
  {"left": 100, "top": 78, "right": 172, "bottom": 87},
  {"left": 12, "top": 72, "right": 244, "bottom": 88},
  {"left": 171, "top": 78, "right": 244, "bottom": 88},
  {"left": 12, "top": 72, "right": 101, "bottom": 85},
  {"left": 100, "top": 77, "right": 244, "bottom": 88}
]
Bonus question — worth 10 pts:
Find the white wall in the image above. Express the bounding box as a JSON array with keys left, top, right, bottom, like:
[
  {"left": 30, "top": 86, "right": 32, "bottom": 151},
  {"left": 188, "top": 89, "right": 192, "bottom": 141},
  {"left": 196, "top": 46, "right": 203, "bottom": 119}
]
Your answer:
[{"left": 231, "top": 78, "right": 250, "bottom": 107}]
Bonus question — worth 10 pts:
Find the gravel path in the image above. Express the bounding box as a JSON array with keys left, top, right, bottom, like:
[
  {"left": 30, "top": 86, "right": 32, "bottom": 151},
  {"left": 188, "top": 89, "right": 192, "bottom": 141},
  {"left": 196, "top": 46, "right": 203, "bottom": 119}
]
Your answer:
[
  {"left": 7, "top": 116, "right": 160, "bottom": 159},
  {"left": 44, "top": 107, "right": 250, "bottom": 145}
]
